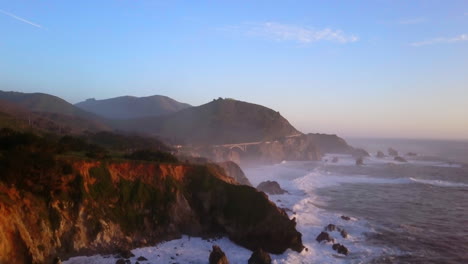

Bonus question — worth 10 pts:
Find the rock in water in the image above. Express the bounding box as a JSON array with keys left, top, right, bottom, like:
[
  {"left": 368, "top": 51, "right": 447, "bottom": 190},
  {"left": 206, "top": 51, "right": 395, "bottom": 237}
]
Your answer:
[
  {"left": 394, "top": 156, "right": 407, "bottom": 162},
  {"left": 332, "top": 243, "right": 349, "bottom": 255},
  {"left": 340, "top": 229, "right": 349, "bottom": 238},
  {"left": 137, "top": 256, "right": 148, "bottom": 261},
  {"left": 376, "top": 151, "right": 385, "bottom": 158},
  {"left": 209, "top": 245, "right": 229, "bottom": 264},
  {"left": 341, "top": 215, "right": 351, "bottom": 221},
  {"left": 316, "top": 232, "right": 334, "bottom": 243},
  {"left": 324, "top": 224, "right": 337, "bottom": 232},
  {"left": 256, "top": 181, "right": 287, "bottom": 195},
  {"left": 248, "top": 248, "right": 271, "bottom": 264},
  {"left": 355, "top": 157, "right": 364, "bottom": 166},
  {"left": 388, "top": 148, "right": 398, "bottom": 157}
]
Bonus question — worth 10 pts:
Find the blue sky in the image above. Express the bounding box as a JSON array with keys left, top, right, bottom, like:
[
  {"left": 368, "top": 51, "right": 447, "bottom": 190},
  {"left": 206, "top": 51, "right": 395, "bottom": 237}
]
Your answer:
[{"left": 1, "top": 0, "right": 467, "bottom": 139}]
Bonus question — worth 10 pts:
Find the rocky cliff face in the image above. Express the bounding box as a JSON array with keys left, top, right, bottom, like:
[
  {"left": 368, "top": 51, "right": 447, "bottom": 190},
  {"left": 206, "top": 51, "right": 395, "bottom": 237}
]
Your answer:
[{"left": 0, "top": 159, "right": 302, "bottom": 264}]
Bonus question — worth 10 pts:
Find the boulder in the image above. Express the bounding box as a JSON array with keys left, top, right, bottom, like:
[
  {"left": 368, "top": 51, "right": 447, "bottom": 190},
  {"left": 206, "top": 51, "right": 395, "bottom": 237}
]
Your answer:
[
  {"left": 394, "top": 156, "right": 407, "bottom": 162},
  {"left": 248, "top": 248, "right": 271, "bottom": 264},
  {"left": 376, "top": 151, "right": 385, "bottom": 158},
  {"left": 332, "top": 243, "right": 349, "bottom": 255},
  {"left": 316, "top": 232, "right": 334, "bottom": 243},
  {"left": 209, "top": 245, "right": 229, "bottom": 264},
  {"left": 324, "top": 224, "right": 337, "bottom": 232},
  {"left": 256, "top": 181, "right": 287, "bottom": 195},
  {"left": 115, "top": 259, "right": 130, "bottom": 264},
  {"left": 388, "top": 148, "right": 398, "bottom": 157},
  {"left": 340, "top": 229, "right": 348, "bottom": 238},
  {"left": 53, "top": 257, "right": 62, "bottom": 264},
  {"left": 137, "top": 256, "right": 148, "bottom": 261}
]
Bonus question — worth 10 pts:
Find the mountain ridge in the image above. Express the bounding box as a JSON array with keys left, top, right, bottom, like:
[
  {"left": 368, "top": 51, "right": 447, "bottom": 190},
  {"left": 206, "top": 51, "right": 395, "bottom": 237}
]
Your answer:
[{"left": 75, "top": 94, "right": 191, "bottom": 119}]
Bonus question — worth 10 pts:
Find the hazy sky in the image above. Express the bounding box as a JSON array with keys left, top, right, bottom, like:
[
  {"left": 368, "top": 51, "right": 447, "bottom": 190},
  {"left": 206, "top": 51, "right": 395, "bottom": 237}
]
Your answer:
[{"left": 1, "top": 0, "right": 467, "bottom": 139}]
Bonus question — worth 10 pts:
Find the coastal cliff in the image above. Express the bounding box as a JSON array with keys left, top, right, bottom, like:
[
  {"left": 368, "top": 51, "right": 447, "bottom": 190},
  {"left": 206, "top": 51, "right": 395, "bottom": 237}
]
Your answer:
[{"left": 0, "top": 159, "right": 302, "bottom": 263}]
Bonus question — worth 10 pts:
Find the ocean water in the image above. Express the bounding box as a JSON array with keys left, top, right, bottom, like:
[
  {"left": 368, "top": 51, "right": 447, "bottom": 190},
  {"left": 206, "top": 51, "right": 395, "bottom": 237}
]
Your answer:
[{"left": 65, "top": 140, "right": 468, "bottom": 264}]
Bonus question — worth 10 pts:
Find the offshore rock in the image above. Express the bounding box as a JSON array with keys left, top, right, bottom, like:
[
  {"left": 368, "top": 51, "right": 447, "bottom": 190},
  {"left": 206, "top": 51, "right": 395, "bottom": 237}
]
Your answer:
[
  {"left": 376, "top": 151, "right": 385, "bottom": 158},
  {"left": 316, "top": 232, "right": 334, "bottom": 243},
  {"left": 394, "top": 156, "right": 408, "bottom": 162},
  {"left": 256, "top": 181, "right": 287, "bottom": 195},
  {"left": 388, "top": 148, "right": 398, "bottom": 157},
  {"left": 332, "top": 243, "right": 349, "bottom": 255}
]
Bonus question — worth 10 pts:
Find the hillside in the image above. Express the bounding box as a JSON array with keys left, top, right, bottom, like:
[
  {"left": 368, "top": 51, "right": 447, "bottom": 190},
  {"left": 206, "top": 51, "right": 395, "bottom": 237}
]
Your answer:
[
  {"left": 115, "top": 98, "right": 301, "bottom": 145},
  {"left": 0, "top": 98, "right": 109, "bottom": 134},
  {"left": 75, "top": 95, "right": 191, "bottom": 119},
  {"left": 0, "top": 91, "right": 110, "bottom": 132},
  {"left": 0, "top": 91, "right": 96, "bottom": 118}
]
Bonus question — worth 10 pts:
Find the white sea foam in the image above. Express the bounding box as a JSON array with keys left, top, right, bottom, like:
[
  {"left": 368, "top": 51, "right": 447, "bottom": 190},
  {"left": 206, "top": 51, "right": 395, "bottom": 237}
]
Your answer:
[{"left": 409, "top": 177, "right": 468, "bottom": 188}]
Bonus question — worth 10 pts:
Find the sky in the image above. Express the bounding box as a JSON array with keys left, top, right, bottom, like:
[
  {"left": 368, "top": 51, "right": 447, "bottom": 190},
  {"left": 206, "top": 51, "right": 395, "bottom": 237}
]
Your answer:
[{"left": 0, "top": 0, "right": 467, "bottom": 140}]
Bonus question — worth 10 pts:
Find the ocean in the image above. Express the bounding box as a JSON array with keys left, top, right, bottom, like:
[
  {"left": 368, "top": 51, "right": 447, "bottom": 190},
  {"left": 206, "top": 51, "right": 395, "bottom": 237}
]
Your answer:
[{"left": 65, "top": 139, "right": 468, "bottom": 264}]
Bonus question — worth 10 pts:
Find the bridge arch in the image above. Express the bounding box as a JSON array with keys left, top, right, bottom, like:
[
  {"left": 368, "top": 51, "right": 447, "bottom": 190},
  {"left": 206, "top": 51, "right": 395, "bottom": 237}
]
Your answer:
[{"left": 228, "top": 144, "right": 246, "bottom": 152}]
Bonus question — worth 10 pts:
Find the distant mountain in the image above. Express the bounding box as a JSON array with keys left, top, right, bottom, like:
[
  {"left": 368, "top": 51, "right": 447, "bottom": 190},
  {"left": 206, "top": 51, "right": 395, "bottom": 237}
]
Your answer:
[
  {"left": 75, "top": 95, "right": 191, "bottom": 119},
  {"left": 0, "top": 91, "right": 109, "bottom": 132},
  {"left": 114, "top": 98, "right": 301, "bottom": 145},
  {"left": 0, "top": 91, "right": 95, "bottom": 118}
]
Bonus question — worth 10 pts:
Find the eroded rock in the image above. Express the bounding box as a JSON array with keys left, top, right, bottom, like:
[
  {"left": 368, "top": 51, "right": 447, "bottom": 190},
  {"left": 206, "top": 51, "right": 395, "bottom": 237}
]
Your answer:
[
  {"left": 316, "top": 232, "right": 334, "bottom": 243},
  {"left": 256, "top": 181, "right": 287, "bottom": 195},
  {"left": 248, "top": 248, "right": 271, "bottom": 264},
  {"left": 376, "top": 151, "right": 385, "bottom": 158},
  {"left": 394, "top": 156, "right": 407, "bottom": 162},
  {"left": 209, "top": 245, "right": 229, "bottom": 264},
  {"left": 332, "top": 243, "right": 349, "bottom": 255},
  {"left": 388, "top": 148, "right": 398, "bottom": 157}
]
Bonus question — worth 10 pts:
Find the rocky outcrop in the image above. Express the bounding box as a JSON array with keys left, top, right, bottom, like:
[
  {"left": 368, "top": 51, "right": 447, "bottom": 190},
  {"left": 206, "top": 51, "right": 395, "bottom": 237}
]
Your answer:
[
  {"left": 388, "top": 148, "right": 398, "bottom": 157},
  {"left": 185, "top": 166, "right": 303, "bottom": 254},
  {"left": 306, "top": 133, "right": 369, "bottom": 157},
  {"left": 332, "top": 243, "right": 349, "bottom": 255},
  {"left": 394, "top": 156, "right": 408, "bottom": 162},
  {"left": 316, "top": 232, "right": 334, "bottom": 243},
  {"left": 209, "top": 245, "right": 229, "bottom": 264},
  {"left": 0, "top": 160, "right": 303, "bottom": 263},
  {"left": 356, "top": 157, "right": 364, "bottom": 166},
  {"left": 257, "top": 181, "right": 287, "bottom": 195},
  {"left": 248, "top": 248, "right": 271, "bottom": 264},
  {"left": 376, "top": 151, "right": 385, "bottom": 158},
  {"left": 217, "top": 161, "right": 252, "bottom": 186}
]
